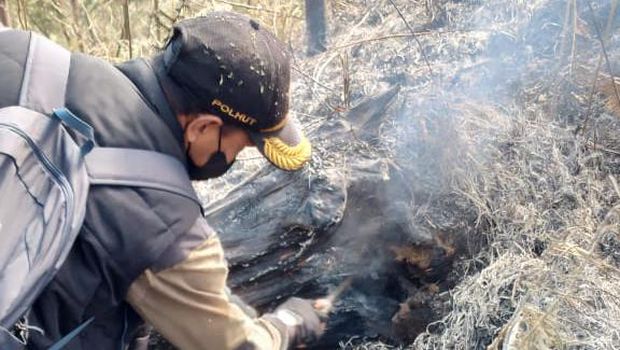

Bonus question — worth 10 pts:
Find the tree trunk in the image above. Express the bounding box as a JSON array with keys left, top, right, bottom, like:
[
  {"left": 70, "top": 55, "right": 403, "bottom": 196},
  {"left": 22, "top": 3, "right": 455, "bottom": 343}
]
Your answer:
[
  {"left": 0, "top": 0, "right": 10, "bottom": 27},
  {"left": 305, "top": 0, "right": 327, "bottom": 55}
]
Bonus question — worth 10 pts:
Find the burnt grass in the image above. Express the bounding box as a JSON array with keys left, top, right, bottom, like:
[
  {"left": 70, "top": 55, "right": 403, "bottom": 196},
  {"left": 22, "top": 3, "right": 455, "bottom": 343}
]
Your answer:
[{"left": 155, "top": 0, "right": 620, "bottom": 349}]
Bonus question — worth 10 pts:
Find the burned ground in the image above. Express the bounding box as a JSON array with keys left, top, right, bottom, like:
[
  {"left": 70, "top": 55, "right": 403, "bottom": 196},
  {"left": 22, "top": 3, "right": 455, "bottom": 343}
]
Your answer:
[
  {"left": 8, "top": 0, "right": 619, "bottom": 348},
  {"left": 195, "top": 0, "right": 620, "bottom": 349}
]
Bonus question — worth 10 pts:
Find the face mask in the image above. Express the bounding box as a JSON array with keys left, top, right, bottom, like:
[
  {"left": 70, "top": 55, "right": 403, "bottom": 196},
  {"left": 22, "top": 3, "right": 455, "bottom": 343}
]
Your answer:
[{"left": 187, "top": 126, "right": 235, "bottom": 180}]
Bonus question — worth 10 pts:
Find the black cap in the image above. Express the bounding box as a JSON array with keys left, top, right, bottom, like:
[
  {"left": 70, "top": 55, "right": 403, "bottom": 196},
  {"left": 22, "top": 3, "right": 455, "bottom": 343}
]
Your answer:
[{"left": 163, "top": 12, "right": 311, "bottom": 171}]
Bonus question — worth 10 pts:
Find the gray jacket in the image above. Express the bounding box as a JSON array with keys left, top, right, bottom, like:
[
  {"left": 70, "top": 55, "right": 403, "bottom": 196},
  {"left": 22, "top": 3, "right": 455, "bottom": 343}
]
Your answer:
[{"left": 0, "top": 29, "right": 207, "bottom": 349}]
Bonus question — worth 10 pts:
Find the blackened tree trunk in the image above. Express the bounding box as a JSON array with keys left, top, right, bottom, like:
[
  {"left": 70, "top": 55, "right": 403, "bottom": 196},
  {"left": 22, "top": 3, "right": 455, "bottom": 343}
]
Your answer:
[
  {"left": 305, "top": 0, "right": 327, "bottom": 55},
  {"left": 0, "top": 0, "right": 9, "bottom": 27}
]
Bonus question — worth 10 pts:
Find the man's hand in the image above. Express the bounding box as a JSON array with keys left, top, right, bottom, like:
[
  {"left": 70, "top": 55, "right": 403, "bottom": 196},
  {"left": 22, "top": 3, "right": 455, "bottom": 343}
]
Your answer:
[{"left": 267, "top": 297, "right": 325, "bottom": 348}]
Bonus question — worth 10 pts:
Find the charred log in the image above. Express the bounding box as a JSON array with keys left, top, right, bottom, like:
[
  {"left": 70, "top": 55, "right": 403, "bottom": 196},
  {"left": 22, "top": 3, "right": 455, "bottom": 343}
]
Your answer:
[
  {"left": 196, "top": 87, "right": 479, "bottom": 347},
  {"left": 148, "top": 79, "right": 489, "bottom": 349}
]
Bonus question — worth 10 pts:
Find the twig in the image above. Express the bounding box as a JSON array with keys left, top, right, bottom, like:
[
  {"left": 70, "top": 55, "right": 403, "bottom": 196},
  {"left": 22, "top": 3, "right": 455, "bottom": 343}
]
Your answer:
[
  {"left": 122, "top": 0, "right": 133, "bottom": 59},
  {"left": 610, "top": 175, "right": 620, "bottom": 198},
  {"left": 578, "top": 0, "right": 619, "bottom": 135},
  {"left": 585, "top": 140, "right": 620, "bottom": 156},
  {"left": 157, "top": 9, "right": 175, "bottom": 23},
  {"left": 570, "top": 0, "right": 577, "bottom": 75},
  {"left": 588, "top": 1, "right": 620, "bottom": 114},
  {"left": 212, "top": 0, "right": 303, "bottom": 20},
  {"left": 387, "top": 0, "right": 434, "bottom": 76},
  {"left": 326, "top": 276, "right": 354, "bottom": 304},
  {"left": 550, "top": 1, "right": 577, "bottom": 116},
  {"left": 16, "top": 0, "right": 28, "bottom": 29},
  {"left": 48, "top": 0, "right": 72, "bottom": 45},
  {"left": 578, "top": 67, "right": 602, "bottom": 136},
  {"left": 292, "top": 65, "right": 338, "bottom": 93},
  {"left": 340, "top": 53, "right": 351, "bottom": 109},
  {"left": 558, "top": 0, "right": 572, "bottom": 68},
  {"left": 70, "top": 0, "right": 85, "bottom": 52},
  {"left": 315, "top": 276, "right": 354, "bottom": 316},
  {"left": 152, "top": 0, "right": 162, "bottom": 41},
  {"left": 329, "top": 31, "right": 437, "bottom": 50},
  {"left": 172, "top": 0, "right": 189, "bottom": 24},
  {"left": 80, "top": 1, "right": 105, "bottom": 55},
  {"left": 311, "top": 3, "right": 375, "bottom": 88}
]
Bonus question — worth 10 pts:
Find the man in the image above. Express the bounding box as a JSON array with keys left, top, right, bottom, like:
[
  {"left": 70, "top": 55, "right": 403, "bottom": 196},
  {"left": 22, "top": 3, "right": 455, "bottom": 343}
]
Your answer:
[{"left": 0, "top": 11, "right": 322, "bottom": 350}]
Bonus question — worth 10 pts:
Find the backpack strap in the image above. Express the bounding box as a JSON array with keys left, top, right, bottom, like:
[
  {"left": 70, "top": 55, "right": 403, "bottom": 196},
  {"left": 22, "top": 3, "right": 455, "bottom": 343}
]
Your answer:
[
  {"left": 85, "top": 148, "right": 203, "bottom": 210},
  {"left": 17, "top": 35, "right": 200, "bottom": 209},
  {"left": 17, "top": 34, "right": 201, "bottom": 209},
  {"left": 47, "top": 317, "right": 94, "bottom": 350},
  {"left": 19, "top": 32, "right": 70, "bottom": 114}
]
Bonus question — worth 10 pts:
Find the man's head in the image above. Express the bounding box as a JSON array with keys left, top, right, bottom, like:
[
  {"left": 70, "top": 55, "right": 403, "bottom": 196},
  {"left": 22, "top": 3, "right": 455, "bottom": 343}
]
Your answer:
[{"left": 160, "top": 12, "right": 311, "bottom": 179}]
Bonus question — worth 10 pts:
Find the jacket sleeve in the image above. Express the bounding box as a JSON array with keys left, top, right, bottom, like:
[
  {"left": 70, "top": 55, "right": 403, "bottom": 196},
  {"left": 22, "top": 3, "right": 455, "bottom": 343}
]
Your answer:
[{"left": 126, "top": 225, "right": 287, "bottom": 350}]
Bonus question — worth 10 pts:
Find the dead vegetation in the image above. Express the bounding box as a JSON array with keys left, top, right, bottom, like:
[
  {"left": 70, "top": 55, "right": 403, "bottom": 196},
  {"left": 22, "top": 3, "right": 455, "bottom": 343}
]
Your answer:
[
  {"left": 7, "top": 0, "right": 620, "bottom": 349},
  {"left": 1, "top": 0, "right": 304, "bottom": 60},
  {"left": 298, "top": 1, "right": 620, "bottom": 349}
]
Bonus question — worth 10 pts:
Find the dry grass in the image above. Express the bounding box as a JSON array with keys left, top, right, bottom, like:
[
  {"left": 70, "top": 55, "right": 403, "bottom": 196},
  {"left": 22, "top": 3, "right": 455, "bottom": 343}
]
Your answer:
[
  {"left": 191, "top": 1, "right": 620, "bottom": 348},
  {"left": 3, "top": 0, "right": 305, "bottom": 60},
  {"left": 7, "top": 1, "right": 620, "bottom": 349},
  {"left": 294, "top": 1, "right": 620, "bottom": 349}
]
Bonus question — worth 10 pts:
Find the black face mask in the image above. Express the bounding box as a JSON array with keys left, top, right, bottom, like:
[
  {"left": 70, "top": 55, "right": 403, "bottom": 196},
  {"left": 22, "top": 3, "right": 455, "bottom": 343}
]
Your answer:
[{"left": 187, "top": 126, "right": 235, "bottom": 180}]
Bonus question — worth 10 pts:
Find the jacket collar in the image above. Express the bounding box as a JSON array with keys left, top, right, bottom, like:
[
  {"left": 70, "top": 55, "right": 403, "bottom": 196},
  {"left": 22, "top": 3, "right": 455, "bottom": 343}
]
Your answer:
[{"left": 116, "top": 57, "right": 185, "bottom": 154}]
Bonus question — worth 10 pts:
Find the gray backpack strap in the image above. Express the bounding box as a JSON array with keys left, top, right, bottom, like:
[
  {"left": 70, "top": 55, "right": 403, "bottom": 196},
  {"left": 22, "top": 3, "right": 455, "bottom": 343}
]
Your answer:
[
  {"left": 19, "top": 33, "right": 70, "bottom": 113},
  {"left": 85, "top": 148, "right": 202, "bottom": 209}
]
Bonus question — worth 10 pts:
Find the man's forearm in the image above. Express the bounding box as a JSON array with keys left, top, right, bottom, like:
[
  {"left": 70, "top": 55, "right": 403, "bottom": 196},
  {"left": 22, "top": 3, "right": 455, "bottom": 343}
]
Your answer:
[{"left": 126, "top": 236, "right": 287, "bottom": 350}]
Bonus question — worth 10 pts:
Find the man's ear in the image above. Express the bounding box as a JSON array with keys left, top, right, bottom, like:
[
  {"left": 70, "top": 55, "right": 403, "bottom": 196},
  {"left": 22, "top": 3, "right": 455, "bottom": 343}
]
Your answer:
[{"left": 185, "top": 114, "right": 223, "bottom": 143}]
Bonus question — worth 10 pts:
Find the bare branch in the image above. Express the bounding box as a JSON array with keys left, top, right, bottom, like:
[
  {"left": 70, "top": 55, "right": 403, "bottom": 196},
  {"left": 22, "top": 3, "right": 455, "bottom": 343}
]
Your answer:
[{"left": 387, "top": 0, "right": 434, "bottom": 76}]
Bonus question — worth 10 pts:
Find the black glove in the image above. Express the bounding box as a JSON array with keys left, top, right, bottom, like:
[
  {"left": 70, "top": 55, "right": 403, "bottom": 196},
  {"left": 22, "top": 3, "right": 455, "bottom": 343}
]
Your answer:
[{"left": 266, "top": 297, "right": 324, "bottom": 348}]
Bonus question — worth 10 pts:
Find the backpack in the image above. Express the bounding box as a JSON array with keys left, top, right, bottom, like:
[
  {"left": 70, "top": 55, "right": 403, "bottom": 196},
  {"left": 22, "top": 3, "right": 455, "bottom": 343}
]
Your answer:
[{"left": 0, "top": 32, "right": 201, "bottom": 348}]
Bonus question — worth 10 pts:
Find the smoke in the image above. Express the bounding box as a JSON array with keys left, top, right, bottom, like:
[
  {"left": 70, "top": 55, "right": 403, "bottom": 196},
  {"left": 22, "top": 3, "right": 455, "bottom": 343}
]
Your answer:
[
  {"left": 302, "top": 0, "right": 620, "bottom": 345},
  {"left": 197, "top": 0, "right": 620, "bottom": 347}
]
